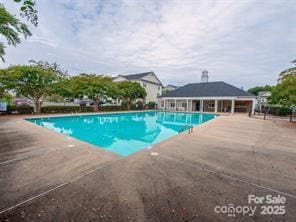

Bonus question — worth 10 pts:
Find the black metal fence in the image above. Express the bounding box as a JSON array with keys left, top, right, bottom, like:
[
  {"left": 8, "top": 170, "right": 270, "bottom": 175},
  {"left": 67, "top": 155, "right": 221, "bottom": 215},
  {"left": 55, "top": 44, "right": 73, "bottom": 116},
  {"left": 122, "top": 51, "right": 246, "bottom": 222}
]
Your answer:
[{"left": 249, "top": 107, "right": 296, "bottom": 122}]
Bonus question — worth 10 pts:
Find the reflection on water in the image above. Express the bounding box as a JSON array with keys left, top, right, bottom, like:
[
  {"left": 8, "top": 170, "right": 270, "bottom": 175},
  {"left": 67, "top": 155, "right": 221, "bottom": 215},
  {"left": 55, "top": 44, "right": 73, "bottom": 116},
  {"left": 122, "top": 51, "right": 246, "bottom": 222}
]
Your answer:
[
  {"left": 28, "top": 112, "right": 216, "bottom": 156},
  {"left": 42, "top": 122, "right": 73, "bottom": 135}
]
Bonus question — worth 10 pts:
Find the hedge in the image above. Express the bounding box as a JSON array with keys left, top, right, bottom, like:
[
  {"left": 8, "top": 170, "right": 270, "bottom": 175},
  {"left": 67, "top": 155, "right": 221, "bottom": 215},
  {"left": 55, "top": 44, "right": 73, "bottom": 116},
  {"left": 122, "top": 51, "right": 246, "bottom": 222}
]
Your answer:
[
  {"left": 7, "top": 105, "right": 34, "bottom": 114},
  {"left": 18, "top": 105, "right": 34, "bottom": 114},
  {"left": 99, "top": 105, "right": 124, "bottom": 111},
  {"left": 267, "top": 107, "right": 292, "bottom": 116},
  {"left": 41, "top": 106, "right": 95, "bottom": 113},
  {"left": 146, "top": 102, "right": 156, "bottom": 109},
  {"left": 80, "top": 106, "right": 96, "bottom": 112},
  {"left": 131, "top": 101, "right": 144, "bottom": 110},
  {"left": 5, "top": 104, "right": 146, "bottom": 114},
  {"left": 6, "top": 105, "right": 16, "bottom": 114}
]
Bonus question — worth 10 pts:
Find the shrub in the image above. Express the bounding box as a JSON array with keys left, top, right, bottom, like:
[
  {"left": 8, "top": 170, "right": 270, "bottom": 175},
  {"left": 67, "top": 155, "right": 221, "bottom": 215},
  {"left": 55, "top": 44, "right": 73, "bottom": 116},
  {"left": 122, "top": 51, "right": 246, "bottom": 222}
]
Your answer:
[
  {"left": 17, "top": 104, "right": 34, "bottom": 114},
  {"left": 80, "top": 106, "right": 95, "bottom": 112},
  {"left": 6, "top": 105, "right": 34, "bottom": 114},
  {"left": 6, "top": 105, "right": 17, "bottom": 114},
  {"left": 146, "top": 102, "right": 156, "bottom": 109},
  {"left": 121, "top": 101, "right": 128, "bottom": 110},
  {"left": 131, "top": 101, "right": 144, "bottom": 110},
  {"left": 267, "top": 106, "right": 292, "bottom": 116},
  {"left": 278, "top": 107, "right": 292, "bottom": 116},
  {"left": 41, "top": 106, "right": 80, "bottom": 113},
  {"left": 99, "top": 105, "right": 124, "bottom": 112}
]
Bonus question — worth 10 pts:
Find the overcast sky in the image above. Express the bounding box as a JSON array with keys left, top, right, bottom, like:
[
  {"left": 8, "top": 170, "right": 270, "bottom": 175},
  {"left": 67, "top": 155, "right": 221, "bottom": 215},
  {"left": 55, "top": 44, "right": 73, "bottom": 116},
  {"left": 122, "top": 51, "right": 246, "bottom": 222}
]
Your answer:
[{"left": 1, "top": 0, "right": 296, "bottom": 89}]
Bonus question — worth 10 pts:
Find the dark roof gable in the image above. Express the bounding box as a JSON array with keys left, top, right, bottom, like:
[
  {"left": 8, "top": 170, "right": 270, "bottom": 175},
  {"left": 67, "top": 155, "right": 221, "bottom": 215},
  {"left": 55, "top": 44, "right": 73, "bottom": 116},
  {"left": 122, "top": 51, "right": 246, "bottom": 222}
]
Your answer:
[
  {"left": 119, "top": 71, "right": 163, "bottom": 86},
  {"left": 122, "top": 72, "right": 153, "bottom": 80},
  {"left": 160, "top": 81, "right": 254, "bottom": 98},
  {"left": 165, "top": 84, "right": 178, "bottom": 88}
]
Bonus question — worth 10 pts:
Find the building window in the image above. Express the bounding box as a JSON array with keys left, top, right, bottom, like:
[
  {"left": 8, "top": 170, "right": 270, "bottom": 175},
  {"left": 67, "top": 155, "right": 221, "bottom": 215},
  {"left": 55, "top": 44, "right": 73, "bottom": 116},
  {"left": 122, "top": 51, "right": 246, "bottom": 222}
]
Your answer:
[
  {"left": 170, "top": 102, "right": 175, "bottom": 108},
  {"left": 182, "top": 103, "right": 186, "bottom": 107},
  {"left": 158, "top": 85, "right": 160, "bottom": 90},
  {"left": 161, "top": 101, "right": 164, "bottom": 107},
  {"left": 157, "top": 92, "right": 160, "bottom": 97},
  {"left": 143, "top": 82, "right": 146, "bottom": 87}
]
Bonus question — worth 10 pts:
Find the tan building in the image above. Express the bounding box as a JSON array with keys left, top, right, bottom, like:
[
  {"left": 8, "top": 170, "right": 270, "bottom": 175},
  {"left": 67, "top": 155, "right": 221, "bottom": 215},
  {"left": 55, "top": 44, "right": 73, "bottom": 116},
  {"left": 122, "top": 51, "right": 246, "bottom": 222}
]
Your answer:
[
  {"left": 162, "top": 85, "right": 178, "bottom": 95},
  {"left": 113, "top": 72, "right": 163, "bottom": 103},
  {"left": 158, "top": 81, "right": 256, "bottom": 114}
]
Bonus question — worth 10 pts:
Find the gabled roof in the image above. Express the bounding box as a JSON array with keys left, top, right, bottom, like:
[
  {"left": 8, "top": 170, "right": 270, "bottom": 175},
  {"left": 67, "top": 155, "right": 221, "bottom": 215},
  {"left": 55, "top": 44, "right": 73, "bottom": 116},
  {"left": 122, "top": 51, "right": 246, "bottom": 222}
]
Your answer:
[
  {"left": 160, "top": 81, "right": 255, "bottom": 98},
  {"left": 164, "top": 84, "right": 178, "bottom": 88},
  {"left": 115, "top": 71, "right": 163, "bottom": 86},
  {"left": 122, "top": 72, "right": 153, "bottom": 80}
]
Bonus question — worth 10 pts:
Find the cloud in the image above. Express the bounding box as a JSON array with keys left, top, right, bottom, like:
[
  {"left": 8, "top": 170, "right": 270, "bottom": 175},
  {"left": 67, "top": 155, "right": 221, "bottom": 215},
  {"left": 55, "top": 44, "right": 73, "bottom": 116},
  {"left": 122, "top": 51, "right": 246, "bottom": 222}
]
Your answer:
[{"left": 1, "top": 0, "right": 296, "bottom": 89}]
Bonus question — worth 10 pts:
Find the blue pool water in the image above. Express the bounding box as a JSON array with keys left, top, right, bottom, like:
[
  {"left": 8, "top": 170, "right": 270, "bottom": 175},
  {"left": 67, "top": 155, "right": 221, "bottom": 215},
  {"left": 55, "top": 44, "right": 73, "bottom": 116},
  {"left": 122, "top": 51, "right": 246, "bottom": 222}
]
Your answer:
[{"left": 27, "top": 111, "right": 217, "bottom": 157}]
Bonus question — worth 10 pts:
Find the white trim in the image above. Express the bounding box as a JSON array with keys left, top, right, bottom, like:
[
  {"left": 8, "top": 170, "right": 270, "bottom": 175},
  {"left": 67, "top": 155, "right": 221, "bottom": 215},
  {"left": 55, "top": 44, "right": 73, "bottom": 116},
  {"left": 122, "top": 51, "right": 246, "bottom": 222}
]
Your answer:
[
  {"left": 200, "top": 99, "right": 203, "bottom": 112},
  {"left": 235, "top": 97, "right": 256, "bottom": 101},
  {"left": 231, "top": 99, "right": 235, "bottom": 114},
  {"left": 160, "top": 96, "right": 255, "bottom": 100},
  {"left": 251, "top": 98, "right": 256, "bottom": 114},
  {"left": 174, "top": 99, "right": 176, "bottom": 111},
  {"left": 214, "top": 100, "right": 218, "bottom": 113},
  {"left": 159, "top": 97, "right": 256, "bottom": 113}
]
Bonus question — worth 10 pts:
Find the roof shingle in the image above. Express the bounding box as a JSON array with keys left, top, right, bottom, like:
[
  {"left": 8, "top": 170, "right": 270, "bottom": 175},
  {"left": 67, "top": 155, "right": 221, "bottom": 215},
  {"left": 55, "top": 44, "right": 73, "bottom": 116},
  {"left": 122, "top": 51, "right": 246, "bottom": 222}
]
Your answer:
[
  {"left": 122, "top": 72, "right": 153, "bottom": 80},
  {"left": 160, "top": 81, "right": 255, "bottom": 98}
]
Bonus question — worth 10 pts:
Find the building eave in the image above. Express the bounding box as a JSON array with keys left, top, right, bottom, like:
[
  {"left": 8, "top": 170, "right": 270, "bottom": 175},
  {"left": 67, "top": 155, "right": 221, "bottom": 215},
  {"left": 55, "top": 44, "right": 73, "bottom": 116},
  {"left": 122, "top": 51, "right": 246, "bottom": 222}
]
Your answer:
[{"left": 158, "top": 96, "right": 256, "bottom": 100}]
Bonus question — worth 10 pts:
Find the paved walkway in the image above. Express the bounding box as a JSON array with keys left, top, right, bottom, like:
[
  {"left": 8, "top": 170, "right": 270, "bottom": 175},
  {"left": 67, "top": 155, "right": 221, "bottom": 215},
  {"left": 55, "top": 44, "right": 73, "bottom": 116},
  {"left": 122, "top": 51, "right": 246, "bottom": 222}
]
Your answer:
[{"left": 0, "top": 113, "right": 295, "bottom": 221}]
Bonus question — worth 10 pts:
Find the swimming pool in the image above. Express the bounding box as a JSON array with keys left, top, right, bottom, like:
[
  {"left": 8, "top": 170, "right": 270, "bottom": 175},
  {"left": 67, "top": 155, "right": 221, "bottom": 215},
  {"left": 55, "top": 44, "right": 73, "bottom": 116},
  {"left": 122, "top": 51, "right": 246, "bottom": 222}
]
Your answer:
[{"left": 27, "top": 111, "right": 217, "bottom": 156}]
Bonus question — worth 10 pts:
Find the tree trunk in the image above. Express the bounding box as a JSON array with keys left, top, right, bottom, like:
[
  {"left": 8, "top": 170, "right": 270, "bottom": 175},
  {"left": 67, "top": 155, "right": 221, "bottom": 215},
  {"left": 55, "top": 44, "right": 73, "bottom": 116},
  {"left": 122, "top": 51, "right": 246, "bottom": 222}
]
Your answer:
[
  {"left": 34, "top": 99, "right": 41, "bottom": 114},
  {"left": 94, "top": 100, "right": 99, "bottom": 112},
  {"left": 126, "top": 102, "right": 130, "bottom": 110},
  {"left": 126, "top": 97, "right": 131, "bottom": 110}
]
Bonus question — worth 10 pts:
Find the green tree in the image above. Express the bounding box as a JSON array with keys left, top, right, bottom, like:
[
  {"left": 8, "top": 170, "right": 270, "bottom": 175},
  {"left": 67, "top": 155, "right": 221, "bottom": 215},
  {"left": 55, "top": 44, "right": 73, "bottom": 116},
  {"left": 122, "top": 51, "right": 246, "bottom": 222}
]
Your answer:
[
  {"left": 29, "top": 60, "right": 71, "bottom": 102},
  {"left": 116, "top": 81, "right": 146, "bottom": 110},
  {"left": 15, "top": 0, "right": 38, "bottom": 26},
  {"left": 0, "top": 72, "right": 6, "bottom": 98},
  {"left": 0, "top": 65, "right": 62, "bottom": 113},
  {"left": 0, "top": 76, "right": 13, "bottom": 105},
  {"left": 53, "top": 77, "right": 73, "bottom": 101},
  {"left": 269, "top": 75, "right": 296, "bottom": 108},
  {"left": 29, "top": 60, "right": 68, "bottom": 76},
  {"left": 278, "top": 64, "right": 296, "bottom": 82},
  {"left": 247, "top": 85, "right": 272, "bottom": 96},
  {"left": 70, "top": 74, "right": 116, "bottom": 111},
  {"left": 0, "top": 1, "right": 38, "bottom": 62}
]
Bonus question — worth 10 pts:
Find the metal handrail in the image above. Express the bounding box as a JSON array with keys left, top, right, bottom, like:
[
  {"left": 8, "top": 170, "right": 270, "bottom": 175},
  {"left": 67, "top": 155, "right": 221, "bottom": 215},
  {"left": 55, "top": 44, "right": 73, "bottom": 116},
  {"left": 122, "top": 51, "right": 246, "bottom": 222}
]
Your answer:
[{"left": 178, "top": 125, "right": 194, "bottom": 134}]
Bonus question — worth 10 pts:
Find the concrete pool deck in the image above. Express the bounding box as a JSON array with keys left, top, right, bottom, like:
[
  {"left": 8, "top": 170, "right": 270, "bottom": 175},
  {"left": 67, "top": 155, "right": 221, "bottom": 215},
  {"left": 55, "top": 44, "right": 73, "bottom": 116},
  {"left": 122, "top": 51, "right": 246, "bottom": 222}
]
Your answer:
[{"left": 0, "top": 113, "right": 295, "bottom": 221}]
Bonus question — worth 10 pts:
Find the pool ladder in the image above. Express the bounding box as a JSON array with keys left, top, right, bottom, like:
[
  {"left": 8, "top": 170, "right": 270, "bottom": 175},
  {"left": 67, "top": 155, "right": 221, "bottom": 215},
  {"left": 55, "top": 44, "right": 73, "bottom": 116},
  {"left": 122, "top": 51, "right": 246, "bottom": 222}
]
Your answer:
[{"left": 179, "top": 125, "right": 193, "bottom": 134}]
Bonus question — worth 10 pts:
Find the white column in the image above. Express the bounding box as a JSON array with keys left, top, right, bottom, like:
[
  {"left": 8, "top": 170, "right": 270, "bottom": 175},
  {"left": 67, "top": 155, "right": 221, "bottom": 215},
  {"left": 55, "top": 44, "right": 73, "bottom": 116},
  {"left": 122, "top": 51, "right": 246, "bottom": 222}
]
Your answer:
[
  {"left": 251, "top": 98, "right": 256, "bottom": 114},
  {"left": 186, "top": 99, "right": 188, "bottom": 112},
  {"left": 214, "top": 99, "right": 218, "bottom": 113},
  {"left": 200, "top": 100, "right": 203, "bottom": 112},
  {"left": 231, "top": 99, "right": 235, "bottom": 114}
]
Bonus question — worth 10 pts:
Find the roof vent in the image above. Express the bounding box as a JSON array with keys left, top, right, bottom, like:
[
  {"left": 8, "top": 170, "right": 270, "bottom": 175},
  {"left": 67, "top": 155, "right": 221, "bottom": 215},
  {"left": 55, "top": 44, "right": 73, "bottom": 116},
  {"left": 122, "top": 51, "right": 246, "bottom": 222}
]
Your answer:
[{"left": 201, "top": 70, "right": 209, "bottom": 83}]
